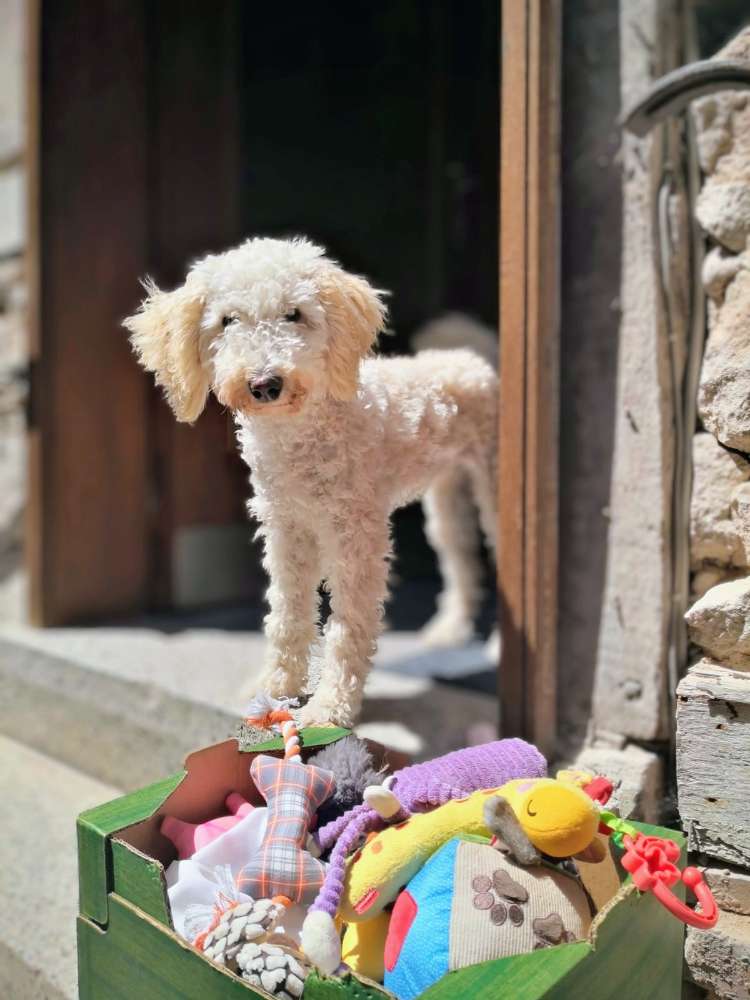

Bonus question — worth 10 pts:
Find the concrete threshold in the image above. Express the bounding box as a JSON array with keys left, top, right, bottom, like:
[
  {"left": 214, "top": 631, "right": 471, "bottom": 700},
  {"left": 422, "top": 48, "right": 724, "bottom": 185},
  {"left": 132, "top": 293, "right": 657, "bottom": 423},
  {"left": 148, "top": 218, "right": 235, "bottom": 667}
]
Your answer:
[{"left": 0, "top": 624, "right": 498, "bottom": 790}]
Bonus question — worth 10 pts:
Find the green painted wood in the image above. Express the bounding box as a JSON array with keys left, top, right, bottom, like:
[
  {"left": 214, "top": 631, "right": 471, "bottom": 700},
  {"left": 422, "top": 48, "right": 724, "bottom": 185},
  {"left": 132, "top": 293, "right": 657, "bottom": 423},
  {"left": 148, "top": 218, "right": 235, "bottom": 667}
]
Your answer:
[
  {"left": 78, "top": 894, "right": 263, "bottom": 999},
  {"left": 420, "top": 942, "right": 591, "bottom": 1000},
  {"left": 544, "top": 884, "right": 684, "bottom": 1000},
  {"left": 304, "top": 971, "right": 392, "bottom": 1000},
  {"left": 111, "top": 840, "right": 170, "bottom": 926},
  {"left": 240, "top": 726, "right": 352, "bottom": 753},
  {"left": 77, "top": 771, "right": 185, "bottom": 925}
]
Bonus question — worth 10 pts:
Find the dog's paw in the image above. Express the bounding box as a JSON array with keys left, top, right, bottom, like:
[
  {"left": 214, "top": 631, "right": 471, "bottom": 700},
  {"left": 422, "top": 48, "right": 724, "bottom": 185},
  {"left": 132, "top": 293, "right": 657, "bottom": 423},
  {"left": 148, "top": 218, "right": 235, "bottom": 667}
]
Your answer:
[
  {"left": 246, "top": 665, "right": 304, "bottom": 702},
  {"left": 297, "top": 696, "right": 356, "bottom": 730},
  {"left": 420, "top": 609, "right": 475, "bottom": 648}
]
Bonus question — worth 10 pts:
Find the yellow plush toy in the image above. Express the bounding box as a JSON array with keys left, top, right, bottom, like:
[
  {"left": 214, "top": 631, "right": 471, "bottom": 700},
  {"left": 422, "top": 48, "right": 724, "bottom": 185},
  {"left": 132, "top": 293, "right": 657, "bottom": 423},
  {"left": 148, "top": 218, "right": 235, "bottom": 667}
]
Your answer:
[
  {"left": 340, "top": 910, "right": 391, "bottom": 981},
  {"left": 340, "top": 775, "right": 599, "bottom": 923}
]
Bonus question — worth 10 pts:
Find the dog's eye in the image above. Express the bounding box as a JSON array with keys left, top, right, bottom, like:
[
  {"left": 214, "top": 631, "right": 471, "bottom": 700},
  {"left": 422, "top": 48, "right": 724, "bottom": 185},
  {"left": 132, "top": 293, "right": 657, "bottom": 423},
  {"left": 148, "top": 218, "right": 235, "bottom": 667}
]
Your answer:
[
  {"left": 222, "top": 315, "right": 238, "bottom": 328},
  {"left": 284, "top": 308, "right": 302, "bottom": 323}
]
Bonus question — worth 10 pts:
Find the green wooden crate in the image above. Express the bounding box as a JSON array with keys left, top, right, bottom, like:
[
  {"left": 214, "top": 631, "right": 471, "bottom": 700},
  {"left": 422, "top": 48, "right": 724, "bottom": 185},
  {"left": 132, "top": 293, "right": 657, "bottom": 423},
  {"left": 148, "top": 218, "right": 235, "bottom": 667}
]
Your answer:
[{"left": 77, "top": 733, "right": 687, "bottom": 1000}]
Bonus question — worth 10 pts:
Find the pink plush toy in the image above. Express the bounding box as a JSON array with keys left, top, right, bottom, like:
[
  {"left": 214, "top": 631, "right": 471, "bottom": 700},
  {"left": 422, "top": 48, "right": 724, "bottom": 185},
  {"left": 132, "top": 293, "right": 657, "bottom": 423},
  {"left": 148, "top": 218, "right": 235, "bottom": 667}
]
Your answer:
[{"left": 161, "top": 793, "right": 254, "bottom": 859}]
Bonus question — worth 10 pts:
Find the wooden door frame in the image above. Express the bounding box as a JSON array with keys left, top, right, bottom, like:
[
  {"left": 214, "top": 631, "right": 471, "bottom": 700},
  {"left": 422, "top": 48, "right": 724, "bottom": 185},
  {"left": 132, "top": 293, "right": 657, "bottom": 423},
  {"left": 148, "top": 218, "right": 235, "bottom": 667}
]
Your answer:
[{"left": 498, "top": 0, "right": 561, "bottom": 760}]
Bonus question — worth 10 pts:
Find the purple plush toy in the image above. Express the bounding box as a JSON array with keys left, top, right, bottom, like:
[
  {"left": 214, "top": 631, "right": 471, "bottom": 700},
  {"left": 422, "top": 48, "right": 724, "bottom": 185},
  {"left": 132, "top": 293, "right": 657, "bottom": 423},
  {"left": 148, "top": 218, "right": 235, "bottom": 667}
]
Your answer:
[{"left": 302, "top": 738, "right": 547, "bottom": 973}]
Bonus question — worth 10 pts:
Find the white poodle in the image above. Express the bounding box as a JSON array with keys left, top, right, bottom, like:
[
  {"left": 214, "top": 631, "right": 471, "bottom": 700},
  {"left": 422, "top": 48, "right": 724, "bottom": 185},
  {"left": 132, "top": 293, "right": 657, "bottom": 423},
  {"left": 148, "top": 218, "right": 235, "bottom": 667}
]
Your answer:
[{"left": 125, "top": 237, "right": 498, "bottom": 727}]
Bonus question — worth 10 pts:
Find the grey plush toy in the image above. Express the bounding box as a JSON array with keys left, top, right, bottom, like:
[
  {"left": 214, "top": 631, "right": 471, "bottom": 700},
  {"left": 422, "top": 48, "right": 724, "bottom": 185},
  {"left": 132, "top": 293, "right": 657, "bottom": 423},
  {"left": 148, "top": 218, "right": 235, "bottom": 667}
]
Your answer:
[{"left": 307, "top": 735, "right": 383, "bottom": 830}]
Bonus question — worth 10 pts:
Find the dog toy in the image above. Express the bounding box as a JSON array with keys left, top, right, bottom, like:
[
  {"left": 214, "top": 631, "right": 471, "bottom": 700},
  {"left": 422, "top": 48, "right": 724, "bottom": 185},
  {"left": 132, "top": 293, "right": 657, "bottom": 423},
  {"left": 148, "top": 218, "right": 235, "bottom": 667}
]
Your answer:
[
  {"left": 342, "top": 777, "right": 598, "bottom": 923},
  {"left": 190, "top": 866, "right": 285, "bottom": 952},
  {"left": 303, "top": 739, "right": 546, "bottom": 972},
  {"left": 244, "top": 694, "right": 302, "bottom": 762},
  {"left": 303, "top": 768, "right": 593, "bottom": 974},
  {"left": 340, "top": 910, "right": 391, "bottom": 982},
  {"left": 599, "top": 810, "right": 718, "bottom": 930},
  {"left": 308, "top": 735, "right": 384, "bottom": 829},
  {"left": 383, "top": 837, "right": 593, "bottom": 1000},
  {"left": 237, "top": 755, "right": 335, "bottom": 905},
  {"left": 162, "top": 793, "right": 254, "bottom": 859}
]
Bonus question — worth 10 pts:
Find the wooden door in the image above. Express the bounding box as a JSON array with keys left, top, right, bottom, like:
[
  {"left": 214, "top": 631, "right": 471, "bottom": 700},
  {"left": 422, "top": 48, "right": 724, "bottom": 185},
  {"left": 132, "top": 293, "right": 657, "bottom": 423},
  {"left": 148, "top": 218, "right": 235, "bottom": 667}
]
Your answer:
[
  {"left": 26, "top": 0, "right": 260, "bottom": 624},
  {"left": 27, "top": 0, "right": 151, "bottom": 625}
]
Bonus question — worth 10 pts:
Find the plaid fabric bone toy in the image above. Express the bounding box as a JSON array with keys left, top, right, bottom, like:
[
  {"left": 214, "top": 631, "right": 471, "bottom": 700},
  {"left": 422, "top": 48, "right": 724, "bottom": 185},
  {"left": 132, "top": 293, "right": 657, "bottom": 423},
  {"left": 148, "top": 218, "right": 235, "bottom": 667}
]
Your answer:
[{"left": 238, "top": 755, "right": 335, "bottom": 904}]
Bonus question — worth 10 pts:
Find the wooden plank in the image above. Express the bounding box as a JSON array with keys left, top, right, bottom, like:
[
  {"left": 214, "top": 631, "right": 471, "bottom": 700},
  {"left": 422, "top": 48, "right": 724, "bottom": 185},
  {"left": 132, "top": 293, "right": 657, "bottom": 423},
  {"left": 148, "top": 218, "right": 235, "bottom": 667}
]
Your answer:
[
  {"left": 525, "top": 0, "right": 561, "bottom": 753},
  {"left": 498, "top": 0, "right": 531, "bottom": 742},
  {"left": 27, "top": 1, "right": 150, "bottom": 624},
  {"left": 498, "top": 0, "right": 561, "bottom": 757},
  {"left": 676, "top": 660, "right": 750, "bottom": 867}
]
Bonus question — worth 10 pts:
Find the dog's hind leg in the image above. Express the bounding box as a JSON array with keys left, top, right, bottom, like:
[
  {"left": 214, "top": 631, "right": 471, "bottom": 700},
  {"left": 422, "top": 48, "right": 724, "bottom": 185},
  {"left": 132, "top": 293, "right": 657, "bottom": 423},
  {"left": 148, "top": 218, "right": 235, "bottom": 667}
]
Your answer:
[
  {"left": 420, "top": 470, "right": 483, "bottom": 647},
  {"left": 467, "top": 445, "right": 500, "bottom": 662},
  {"left": 466, "top": 445, "right": 498, "bottom": 555}
]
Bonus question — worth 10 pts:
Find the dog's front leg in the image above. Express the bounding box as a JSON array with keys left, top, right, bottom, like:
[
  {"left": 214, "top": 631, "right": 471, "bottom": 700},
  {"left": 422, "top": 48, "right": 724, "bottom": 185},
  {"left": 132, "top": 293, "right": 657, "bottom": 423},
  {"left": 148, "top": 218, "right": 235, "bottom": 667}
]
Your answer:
[
  {"left": 298, "top": 515, "right": 391, "bottom": 728},
  {"left": 254, "top": 519, "right": 321, "bottom": 700}
]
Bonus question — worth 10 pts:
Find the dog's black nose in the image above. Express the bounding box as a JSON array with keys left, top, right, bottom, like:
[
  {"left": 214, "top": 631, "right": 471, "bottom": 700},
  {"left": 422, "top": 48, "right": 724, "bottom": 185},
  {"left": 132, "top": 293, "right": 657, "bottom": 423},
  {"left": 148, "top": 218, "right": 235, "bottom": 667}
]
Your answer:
[{"left": 248, "top": 375, "right": 284, "bottom": 403}]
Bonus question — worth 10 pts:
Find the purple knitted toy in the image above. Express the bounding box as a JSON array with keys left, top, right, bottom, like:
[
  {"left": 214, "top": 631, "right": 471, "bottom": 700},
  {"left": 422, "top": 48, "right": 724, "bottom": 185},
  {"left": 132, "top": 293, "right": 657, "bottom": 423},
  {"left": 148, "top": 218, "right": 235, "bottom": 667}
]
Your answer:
[{"left": 302, "top": 738, "right": 546, "bottom": 973}]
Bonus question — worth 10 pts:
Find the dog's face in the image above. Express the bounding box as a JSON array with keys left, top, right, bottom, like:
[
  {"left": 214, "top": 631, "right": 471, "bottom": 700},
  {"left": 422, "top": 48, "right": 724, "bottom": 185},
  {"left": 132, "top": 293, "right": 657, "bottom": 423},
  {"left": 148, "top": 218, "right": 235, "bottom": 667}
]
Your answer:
[{"left": 124, "top": 237, "right": 387, "bottom": 422}]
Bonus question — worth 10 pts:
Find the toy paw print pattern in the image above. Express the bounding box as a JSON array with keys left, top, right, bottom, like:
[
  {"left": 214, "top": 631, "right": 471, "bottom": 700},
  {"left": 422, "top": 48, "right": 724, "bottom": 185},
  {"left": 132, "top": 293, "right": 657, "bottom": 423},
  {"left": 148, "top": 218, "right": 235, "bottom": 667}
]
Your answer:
[
  {"left": 470, "top": 869, "right": 576, "bottom": 946},
  {"left": 532, "top": 912, "right": 577, "bottom": 949},
  {"left": 471, "top": 869, "right": 527, "bottom": 927}
]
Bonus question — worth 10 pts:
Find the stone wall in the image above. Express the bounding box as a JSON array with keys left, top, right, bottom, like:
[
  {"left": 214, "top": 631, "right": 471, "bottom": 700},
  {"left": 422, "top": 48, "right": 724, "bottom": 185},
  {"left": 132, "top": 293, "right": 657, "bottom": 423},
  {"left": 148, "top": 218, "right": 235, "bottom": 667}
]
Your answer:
[
  {"left": 0, "top": 0, "right": 26, "bottom": 621},
  {"left": 678, "top": 26, "right": 750, "bottom": 1000}
]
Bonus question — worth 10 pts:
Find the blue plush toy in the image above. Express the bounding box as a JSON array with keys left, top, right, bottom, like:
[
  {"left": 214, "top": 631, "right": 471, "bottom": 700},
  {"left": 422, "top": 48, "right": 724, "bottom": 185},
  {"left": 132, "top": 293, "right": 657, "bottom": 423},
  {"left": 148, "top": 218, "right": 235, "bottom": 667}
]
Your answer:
[{"left": 383, "top": 837, "right": 593, "bottom": 1000}]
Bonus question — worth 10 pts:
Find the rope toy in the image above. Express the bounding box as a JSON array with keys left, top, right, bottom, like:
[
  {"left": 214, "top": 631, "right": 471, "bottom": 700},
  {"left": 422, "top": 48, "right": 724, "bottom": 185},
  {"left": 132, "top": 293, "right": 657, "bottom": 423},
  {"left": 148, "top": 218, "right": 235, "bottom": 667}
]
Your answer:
[{"left": 244, "top": 693, "right": 302, "bottom": 762}]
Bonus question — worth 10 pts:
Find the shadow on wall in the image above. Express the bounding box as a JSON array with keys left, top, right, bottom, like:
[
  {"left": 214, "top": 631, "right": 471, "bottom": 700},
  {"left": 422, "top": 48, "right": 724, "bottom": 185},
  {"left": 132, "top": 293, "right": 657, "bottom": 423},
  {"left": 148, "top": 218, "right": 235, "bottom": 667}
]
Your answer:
[{"left": 557, "top": 0, "right": 622, "bottom": 753}]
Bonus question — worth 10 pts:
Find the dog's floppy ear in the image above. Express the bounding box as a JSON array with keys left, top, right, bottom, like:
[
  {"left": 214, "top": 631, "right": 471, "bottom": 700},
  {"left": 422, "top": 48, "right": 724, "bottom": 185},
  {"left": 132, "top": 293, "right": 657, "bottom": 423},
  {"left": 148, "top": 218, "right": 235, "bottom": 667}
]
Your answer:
[
  {"left": 319, "top": 265, "right": 387, "bottom": 401},
  {"left": 124, "top": 278, "right": 209, "bottom": 423}
]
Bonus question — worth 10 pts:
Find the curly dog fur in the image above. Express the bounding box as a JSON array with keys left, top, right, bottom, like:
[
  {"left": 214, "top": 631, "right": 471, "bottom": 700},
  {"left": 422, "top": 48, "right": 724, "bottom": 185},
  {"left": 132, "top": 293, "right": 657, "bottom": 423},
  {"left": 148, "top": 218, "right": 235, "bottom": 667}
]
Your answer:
[{"left": 125, "top": 237, "right": 497, "bottom": 727}]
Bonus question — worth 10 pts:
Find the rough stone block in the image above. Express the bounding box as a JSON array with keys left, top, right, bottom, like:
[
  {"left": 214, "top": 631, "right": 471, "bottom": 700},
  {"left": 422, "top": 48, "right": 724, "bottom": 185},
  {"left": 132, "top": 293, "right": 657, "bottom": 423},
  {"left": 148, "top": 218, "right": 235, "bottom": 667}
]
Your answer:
[
  {"left": 690, "top": 433, "right": 749, "bottom": 568},
  {"left": 685, "top": 577, "right": 750, "bottom": 669},
  {"left": 685, "top": 909, "right": 750, "bottom": 1000},
  {"left": 677, "top": 661, "right": 750, "bottom": 867},
  {"left": 573, "top": 742, "right": 663, "bottom": 823},
  {"left": 704, "top": 865, "right": 750, "bottom": 917},
  {"left": 698, "top": 261, "right": 750, "bottom": 452}
]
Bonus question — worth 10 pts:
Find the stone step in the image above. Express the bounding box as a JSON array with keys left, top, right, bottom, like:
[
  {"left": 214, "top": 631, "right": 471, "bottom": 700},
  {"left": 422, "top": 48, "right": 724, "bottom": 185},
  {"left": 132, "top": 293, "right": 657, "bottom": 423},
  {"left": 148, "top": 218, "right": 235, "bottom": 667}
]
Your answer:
[
  {"left": 0, "top": 733, "right": 120, "bottom": 1000},
  {"left": 0, "top": 623, "right": 498, "bottom": 791}
]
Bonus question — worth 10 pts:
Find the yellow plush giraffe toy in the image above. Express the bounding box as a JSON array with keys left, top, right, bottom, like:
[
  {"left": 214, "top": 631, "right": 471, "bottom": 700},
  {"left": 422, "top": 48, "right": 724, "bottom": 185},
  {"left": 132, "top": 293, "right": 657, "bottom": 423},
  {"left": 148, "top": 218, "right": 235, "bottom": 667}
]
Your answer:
[{"left": 340, "top": 774, "right": 599, "bottom": 924}]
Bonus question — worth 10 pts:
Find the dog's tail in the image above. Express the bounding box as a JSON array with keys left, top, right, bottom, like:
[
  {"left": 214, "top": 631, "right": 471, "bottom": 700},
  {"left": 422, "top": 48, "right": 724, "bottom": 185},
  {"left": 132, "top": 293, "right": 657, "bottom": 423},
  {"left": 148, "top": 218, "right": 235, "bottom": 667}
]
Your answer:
[{"left": 410, "top": 311, "right": 498, "bottom": 369}]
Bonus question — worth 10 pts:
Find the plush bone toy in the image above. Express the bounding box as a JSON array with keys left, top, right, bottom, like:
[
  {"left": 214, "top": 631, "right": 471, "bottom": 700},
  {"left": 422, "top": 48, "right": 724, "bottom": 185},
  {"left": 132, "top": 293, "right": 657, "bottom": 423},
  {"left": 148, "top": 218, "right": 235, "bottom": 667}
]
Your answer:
[{"left": 237, "top": 755, "right": 335, "bottom": 904}]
